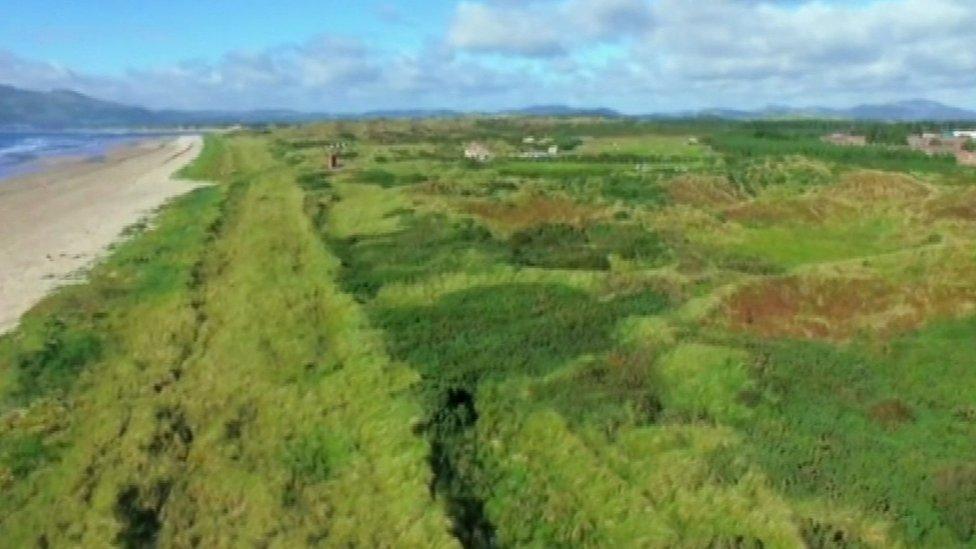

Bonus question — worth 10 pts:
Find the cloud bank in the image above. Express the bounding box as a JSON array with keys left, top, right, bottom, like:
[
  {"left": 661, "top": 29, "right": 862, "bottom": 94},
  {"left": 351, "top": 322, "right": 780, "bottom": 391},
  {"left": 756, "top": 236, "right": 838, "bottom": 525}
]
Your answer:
[{"left": 2, "top": 0, "right": 974, "bottom": 112}]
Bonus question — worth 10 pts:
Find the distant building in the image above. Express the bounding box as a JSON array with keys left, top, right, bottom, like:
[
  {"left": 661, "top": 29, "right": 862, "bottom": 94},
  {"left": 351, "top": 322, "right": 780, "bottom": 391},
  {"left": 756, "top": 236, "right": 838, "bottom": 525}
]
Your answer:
[
  {"left": 822, "top": 132, "right": 867, "bottom": 146},
  {"left": 464, "top": 142, "right": 493, "bottom": 162},
  {"left": 910, "top": 134, "right": 969, "bottom": 152},
  {"left": 909, "top": 132, "right": 975, "bottom": 166},
  {"left": 517, "top": 145, "right": 559, "bottom": 159},
  {"left": 959, "top": 151, "right": 976, "bottom": 167},
  {"left": 953, "top": 130, "right": 976, "bottom": 139}
]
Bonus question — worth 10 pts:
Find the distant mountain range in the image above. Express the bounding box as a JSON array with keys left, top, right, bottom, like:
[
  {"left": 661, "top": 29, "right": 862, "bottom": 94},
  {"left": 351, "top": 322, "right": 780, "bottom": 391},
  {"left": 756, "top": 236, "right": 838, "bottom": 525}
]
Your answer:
[
  {"left": 1, "top": 84, "right": 974, "bottom": 129},
  {"left": 687, "top": 99, "right": 976, "bottom": 122}
]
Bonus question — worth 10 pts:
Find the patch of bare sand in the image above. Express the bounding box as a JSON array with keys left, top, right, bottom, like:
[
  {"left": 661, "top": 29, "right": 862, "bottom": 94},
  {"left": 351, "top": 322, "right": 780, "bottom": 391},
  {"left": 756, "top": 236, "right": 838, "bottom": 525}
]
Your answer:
[{"left": 0, "top": 136, "right": 205, "bottom": 333}]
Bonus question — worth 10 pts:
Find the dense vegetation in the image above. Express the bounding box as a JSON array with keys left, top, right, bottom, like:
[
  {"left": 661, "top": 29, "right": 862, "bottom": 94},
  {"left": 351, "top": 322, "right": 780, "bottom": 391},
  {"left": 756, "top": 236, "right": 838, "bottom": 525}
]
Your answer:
[{"left": 3, "top": 116, "right": 976, "bottom": 546}]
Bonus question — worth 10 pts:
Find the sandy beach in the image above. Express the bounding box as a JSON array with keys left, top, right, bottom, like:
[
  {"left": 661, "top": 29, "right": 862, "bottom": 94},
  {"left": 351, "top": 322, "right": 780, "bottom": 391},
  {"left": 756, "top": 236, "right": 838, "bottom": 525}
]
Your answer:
[{"left": 0, "top": 135, "right": 204, "bottom": 333}]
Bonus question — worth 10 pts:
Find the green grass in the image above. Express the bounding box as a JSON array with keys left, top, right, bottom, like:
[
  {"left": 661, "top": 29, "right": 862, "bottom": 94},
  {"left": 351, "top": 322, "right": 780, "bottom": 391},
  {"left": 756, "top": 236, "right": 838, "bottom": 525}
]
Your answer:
[
  {"left": 735, "top": 317, "right": 976, "bottom": 545},
  {"left": 175, "top": 134, "right": 230, "bottom": 180},
  {"left": 0, "top": 135, "right": 455, "bottom": 547},
  {"left": 331, "top": 211, "right": 507, "bottom": 300},
  {"left": 375, "top": 283, "right": 668, "bottom": 388},
  {"left": 509, "top": 222, "right": 670, "bottom": 270},
  {"left": 725, "top": 216, "right": 909, "bottom": 268},
  {"left": 0, "top": 184, "right": 223, "bottom": 410},
  {"left": 4, "top": 118, "right": 976, "bottom": 547},
  {"left": 0, "top": 433, "right": 56, "bottom": 482},
  {"left": 710, "top": 130, "right": 966, "bottom": 176},
  {"left": 496, "top": 160, "right": 618, "bottom": 178},
  {"left": 577, "top": 135, "right": 706, "bottom": 158},
  {"left": 657, "top": 343, "right": 753, "bottom": 423}
]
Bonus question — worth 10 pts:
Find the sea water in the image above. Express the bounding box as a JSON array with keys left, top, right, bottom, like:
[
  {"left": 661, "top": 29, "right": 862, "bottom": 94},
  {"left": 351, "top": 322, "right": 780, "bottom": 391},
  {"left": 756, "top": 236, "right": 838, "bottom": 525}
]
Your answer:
[{"left": 0, "top": 132, "right": 163, "bottom": 180}]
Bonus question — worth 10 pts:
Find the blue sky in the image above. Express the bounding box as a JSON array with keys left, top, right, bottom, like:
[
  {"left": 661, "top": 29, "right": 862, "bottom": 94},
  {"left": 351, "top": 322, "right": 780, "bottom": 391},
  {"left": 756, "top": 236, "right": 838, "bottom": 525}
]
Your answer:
[
  {"left": 1, "top": 0, "right": 974, "bottom": 112},
  {"left": 0, "top": 1, "right": 449, "bottom": 74}
]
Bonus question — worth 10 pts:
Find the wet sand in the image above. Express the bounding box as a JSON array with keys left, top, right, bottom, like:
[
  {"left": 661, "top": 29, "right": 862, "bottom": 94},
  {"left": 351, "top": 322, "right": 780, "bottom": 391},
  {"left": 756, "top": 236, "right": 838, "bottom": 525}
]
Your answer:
[{"left": 0, "top": 135, "right": 204, "bottom": 333}]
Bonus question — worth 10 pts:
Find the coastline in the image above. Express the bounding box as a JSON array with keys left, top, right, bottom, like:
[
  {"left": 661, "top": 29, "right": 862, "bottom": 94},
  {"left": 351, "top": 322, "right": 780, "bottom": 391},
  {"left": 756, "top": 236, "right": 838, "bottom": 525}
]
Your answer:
[
  {"left": 0, "top": 135, "right": 205, "bottom": 334},
  {"left": 0, "top": 131, "right": 205, "bottom": 181}
]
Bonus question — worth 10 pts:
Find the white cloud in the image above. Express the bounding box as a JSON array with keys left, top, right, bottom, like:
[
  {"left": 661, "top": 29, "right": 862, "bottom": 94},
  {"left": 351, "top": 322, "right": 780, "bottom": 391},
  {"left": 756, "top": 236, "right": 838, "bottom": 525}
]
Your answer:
[
  {"left": 1, "top": 1, "right": 975, "bottom": 112},
  {"left": 448, "top": 0, "right": 653, "bottom": 57},
  {"left": 0, "top": 35, "right": 537, "bottom": 112},
  {"left": 633, "top": 0, "right": 976, "bottom": 107}
]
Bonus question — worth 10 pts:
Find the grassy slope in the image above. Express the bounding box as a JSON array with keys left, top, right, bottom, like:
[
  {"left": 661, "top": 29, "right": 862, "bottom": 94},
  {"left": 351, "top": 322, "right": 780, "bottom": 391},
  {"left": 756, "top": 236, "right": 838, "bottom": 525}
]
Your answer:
[{"left": 0, "top": 135, "right": 454, "bottom": 546}]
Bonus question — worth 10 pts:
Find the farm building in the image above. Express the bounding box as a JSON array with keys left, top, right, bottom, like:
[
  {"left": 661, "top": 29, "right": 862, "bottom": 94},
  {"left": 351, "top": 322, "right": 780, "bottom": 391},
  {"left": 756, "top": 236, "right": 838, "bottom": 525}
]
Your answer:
[
  {"left": 464, "top": 142, "right": 493, "bottom": 162},
  {"left": 909, "top": 134, "right": 969, "bottom": 152},
  {"left": 909, "top": 132, "right": 975, "bottom": 166}
]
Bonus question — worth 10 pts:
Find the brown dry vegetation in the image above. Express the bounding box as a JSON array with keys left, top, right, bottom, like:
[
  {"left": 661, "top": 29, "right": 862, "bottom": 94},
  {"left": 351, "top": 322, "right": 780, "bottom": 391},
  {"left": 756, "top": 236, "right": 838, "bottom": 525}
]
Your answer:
[
  {"left": 868, "top": 398, "right": 916, "bottom": 428},
  {"left": 723, "top": 196, "right": 854, "bottom": 225},
  {"left": 722, "top": 257, "right": 976, "bottom": 341},
  {"left": 833, "top": 170, "right": 932, "bottom": 202},
  {"left": 927, "top": 188, "right": 976, "bottom": 221},
  {"left": 666, "top": 174, "right": 743, "bottom": 208},
  {"left": 461, "top": 194, "right": 606, "bottom": 232},
  {"left": 933, "top": 464, "right": 976, "bottom": 541}
]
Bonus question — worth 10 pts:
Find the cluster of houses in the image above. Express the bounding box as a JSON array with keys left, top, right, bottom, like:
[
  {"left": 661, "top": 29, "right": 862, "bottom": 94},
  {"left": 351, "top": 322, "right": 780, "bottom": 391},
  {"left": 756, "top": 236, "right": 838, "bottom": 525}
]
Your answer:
[
  {"left": 822, "top": 130, "right": 976, "bottom": 166},
  {"left": 908, "top": 131, "right": 976, "bottom": 166},
  {"left": 463, "top": 136, "right": 560, "bottom": 162}
]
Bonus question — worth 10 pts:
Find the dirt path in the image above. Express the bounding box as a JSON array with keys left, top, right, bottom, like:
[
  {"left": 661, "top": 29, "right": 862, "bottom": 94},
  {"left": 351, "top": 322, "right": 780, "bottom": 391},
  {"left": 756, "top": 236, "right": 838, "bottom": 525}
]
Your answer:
[{"left": 0, "top": 136, "right": 204, "bottom": 333}]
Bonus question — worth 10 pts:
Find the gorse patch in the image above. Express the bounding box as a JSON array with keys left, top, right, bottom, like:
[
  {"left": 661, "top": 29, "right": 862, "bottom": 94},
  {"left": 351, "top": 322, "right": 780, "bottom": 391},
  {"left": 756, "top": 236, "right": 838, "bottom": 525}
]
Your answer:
[
  {"left": 372, "top": 282, "right": 668, "bottom": 544},
  {"left": 12, "top": 319, "right": 101, "bottom": 403},
  {"left": 0, "top": 433, "right": 56, "bottom": 481},
  {"left": 375, "top": 282, "right": 668, "bottom": 390},
  {"left": 331, "top": 212, "right": 507, "bottom": 300},
  {"left": 509, "top": 222, "right": 670, "bottom": 270}
]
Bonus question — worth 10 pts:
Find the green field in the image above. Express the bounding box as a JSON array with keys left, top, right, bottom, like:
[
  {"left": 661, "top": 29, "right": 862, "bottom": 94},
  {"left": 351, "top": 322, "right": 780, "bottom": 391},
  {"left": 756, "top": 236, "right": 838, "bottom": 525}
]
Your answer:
[
  {"left": 576, "top": 134, "right": 707, "bottom": 158},
  {"left": 3, "top": 118, "right": 976, "bottom": 547}
]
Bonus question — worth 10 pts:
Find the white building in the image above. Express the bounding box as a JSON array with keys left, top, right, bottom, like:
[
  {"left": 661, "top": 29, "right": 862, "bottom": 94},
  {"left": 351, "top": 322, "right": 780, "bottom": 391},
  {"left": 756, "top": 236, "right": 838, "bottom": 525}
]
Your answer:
[
  {"left": 464, "top": 142, "right": 493, "bottom": 162},
  {"left": 953, "top": 130, "right": 976, "bottom": 139}
]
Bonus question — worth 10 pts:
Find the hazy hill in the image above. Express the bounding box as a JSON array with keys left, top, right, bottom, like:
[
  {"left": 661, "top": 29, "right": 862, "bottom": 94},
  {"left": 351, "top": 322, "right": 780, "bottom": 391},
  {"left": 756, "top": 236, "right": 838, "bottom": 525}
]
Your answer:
[
  {"left": 0, "top": 85, "right": 155, "bottom": 128},
  {"left": 1, "top": 84, "right": 974, "bottom": 128},
  {"left": 503, "top": 105, "right": 623, "bottom": 118},
  {"left": 844, "top": 99, "right": 976, "bottom": 121},
  {"left": 684, "top": 99, "right": 976, "bottom": 122}
]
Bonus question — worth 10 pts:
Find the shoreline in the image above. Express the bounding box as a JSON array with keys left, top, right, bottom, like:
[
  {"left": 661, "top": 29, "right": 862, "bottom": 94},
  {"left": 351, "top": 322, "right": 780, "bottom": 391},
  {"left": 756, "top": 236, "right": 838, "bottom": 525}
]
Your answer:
[
  {"left": 0, "top": 135, "right": 205, "bottom": 334},
  {"left": 0, "top": 131, "right": 206, "bottom": 182}
]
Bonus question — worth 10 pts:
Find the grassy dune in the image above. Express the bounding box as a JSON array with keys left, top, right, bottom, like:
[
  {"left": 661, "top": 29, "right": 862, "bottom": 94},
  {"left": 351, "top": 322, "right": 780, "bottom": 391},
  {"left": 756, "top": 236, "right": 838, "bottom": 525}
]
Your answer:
[
  {"left": 0, "top": 136, "right": 454, "bottom": 546},
  {"left": 3, "top": 119, "right": 976, "bottom": 547}
]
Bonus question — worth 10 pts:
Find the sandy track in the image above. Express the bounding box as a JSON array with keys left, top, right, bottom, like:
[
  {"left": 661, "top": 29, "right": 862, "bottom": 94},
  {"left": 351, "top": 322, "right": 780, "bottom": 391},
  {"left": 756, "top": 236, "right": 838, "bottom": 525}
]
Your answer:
[{"left": 0, "top": 135, "right": 205, "bottom": 333}]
